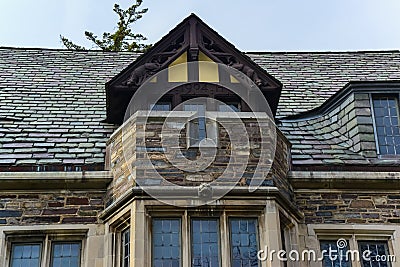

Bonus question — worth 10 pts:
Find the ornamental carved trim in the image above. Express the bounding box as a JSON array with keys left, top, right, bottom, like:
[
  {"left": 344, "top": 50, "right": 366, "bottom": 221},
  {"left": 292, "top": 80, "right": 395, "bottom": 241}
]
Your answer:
[{"left": 201, "top": 34, "right": 270, "bottom": 87}]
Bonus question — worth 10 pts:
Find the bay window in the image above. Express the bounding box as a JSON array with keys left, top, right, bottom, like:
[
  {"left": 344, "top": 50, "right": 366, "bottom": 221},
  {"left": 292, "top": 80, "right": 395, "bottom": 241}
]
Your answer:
[{"left": 151, "top": 215, "right": 260, "bottom": 267}]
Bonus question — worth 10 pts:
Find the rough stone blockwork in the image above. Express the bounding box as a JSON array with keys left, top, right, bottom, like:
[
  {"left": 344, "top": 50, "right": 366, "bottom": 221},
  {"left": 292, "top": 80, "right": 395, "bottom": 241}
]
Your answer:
[
  {"left": 106, "top": 115, "right": 293, "bottom": 205},
  {"left": 296, "top": 192, "right": 400, "bottom": 224},
  {"left": 0, "top": 192, "right": 105, "bottom": 225}
]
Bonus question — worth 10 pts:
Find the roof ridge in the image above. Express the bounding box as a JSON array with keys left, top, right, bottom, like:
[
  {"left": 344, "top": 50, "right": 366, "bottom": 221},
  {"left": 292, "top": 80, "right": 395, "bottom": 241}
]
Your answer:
[
  {"left": 246, "top": 50, "right": 400, "bottom": 54},
  {"left": 2, "top": 46, "right": 399, "bottom": 54},
  {"left": 0, "top": 46, "right": 140, "bottom": 53}
]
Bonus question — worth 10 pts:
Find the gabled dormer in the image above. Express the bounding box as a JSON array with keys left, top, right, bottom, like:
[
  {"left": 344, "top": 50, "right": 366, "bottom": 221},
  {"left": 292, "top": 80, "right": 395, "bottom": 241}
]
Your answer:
[{"left": 105, "top": 14, "right": 282, "bottom": 124}]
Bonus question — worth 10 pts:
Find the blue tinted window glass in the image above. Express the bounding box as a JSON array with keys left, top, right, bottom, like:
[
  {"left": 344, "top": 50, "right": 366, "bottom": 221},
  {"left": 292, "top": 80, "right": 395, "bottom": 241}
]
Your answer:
[
  {"left": 121, "top": 228, "right": 130, "bottom": 267},
  {"left": 11, "top": 243, "right": 41, "bottom": 267},
  {"left": 151, "top": 103, "right": 171, "bottom": 111},
  {"left": 218, "top": 103, "right": 240, "bottom": 112},
  {"left": 50, "top": 242, "right": 81, "bottom": 267},
  {"left": 359, "top": 241, "right": 391, "bottom": 267},
  {"left": 320, "top": 240, "right": 351, "bottom": 267},
  {"left": 373, "top": 96, "right": 400, "bottom": 155},
  {"left": 229, "top": 218, "right": 259, "bottom": 267},
  {"left": 185, "top": 104, "right": 207, "bottom": 145},
  {"left": 153, "top": 218, "right": 181, "bottom": 267},
  {"left": 191, "top": 219, "right": 220, "bottom": 267}
]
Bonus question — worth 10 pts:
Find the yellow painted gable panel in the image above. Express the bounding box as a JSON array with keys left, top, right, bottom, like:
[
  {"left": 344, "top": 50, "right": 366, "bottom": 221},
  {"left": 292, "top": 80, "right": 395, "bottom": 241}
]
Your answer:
[
  {"left": 168, "top": 52, "right": 188, "bottom": 82},
  {"left": 198, "top": 51, "right": 219, "bottom": 82},
  {"left": 230, "top": 75, "right": 240, "bottom": 83}
]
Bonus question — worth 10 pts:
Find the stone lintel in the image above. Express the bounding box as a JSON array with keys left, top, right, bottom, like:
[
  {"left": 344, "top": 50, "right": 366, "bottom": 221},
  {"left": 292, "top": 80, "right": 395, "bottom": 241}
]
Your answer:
[{"left": 100, "top": 186, "right": 303, "bottom": 222}]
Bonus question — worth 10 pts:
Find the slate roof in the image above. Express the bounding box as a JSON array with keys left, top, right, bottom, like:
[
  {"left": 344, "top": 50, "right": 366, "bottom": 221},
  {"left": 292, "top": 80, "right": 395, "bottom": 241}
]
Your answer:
[
  {"left": 0, "top": 48, "right": 135, "bottom": 169},
  {"left": 1, "top": 48, "right": 400, "bottom": 168},
  {"left": 249, "top": 51, "right": 400, "bottom": 117}
]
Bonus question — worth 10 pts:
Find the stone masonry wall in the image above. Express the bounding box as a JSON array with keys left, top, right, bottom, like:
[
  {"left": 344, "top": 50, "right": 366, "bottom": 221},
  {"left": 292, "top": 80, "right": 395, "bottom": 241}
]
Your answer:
[
  {"left": 106, "top": 113, "right": 293, "bottom": 205},
  {"left": 296, "top": 191, "right": 400, "bottom": 224},
  {"left": 0, "top": 191, "right": 105, "bottom": 225}
]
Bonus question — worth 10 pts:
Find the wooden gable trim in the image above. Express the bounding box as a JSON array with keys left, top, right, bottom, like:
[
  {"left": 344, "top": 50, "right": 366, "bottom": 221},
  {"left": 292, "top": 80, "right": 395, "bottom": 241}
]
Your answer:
[{"left": 105, "top": 14, "right": 282, "bottom": 124}]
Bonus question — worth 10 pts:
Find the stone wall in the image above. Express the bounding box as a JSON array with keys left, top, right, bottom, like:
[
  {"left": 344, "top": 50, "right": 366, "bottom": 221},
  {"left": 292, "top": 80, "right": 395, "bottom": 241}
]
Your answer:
[
  {"left": 106, "top": 112, "right": 293, "bottom": 205},
  {"left": 296, "top": 191, "right": 400, "bottom": 224},
  {"left": 0, "top": 191, "right": 105, "bottom": 225}
]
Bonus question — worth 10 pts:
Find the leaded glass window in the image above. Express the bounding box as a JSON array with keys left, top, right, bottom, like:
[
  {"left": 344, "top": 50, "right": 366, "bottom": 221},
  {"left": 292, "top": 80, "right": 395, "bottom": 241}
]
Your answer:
[
  {"left": 185, "top": 104, "right": 207, "bottom": 146},
  {"left": 153, "top": 218, "right": 181, "bottom": 267},
  {"left": 229, "top": 218, "right": 259, "bottom": 267},
  {"left": 121, "top": 228, "right": 130, "bottom": 267},
  {"left": 10, "top": 243, "right": 41, "bottom": 267},
  {"left": 50, "top": 242, "right": 81, "bottom": 267},
  {"left": 151, "top": 102, "right": 171, "bottom": 111},
  {"left": 320, "top": 240, "right": 351, "bottom": 267},
  {"left": 372, "top": 95, "right": 400, "bottom": 155},
  {"left": 191, "top": 219, "right": 220, "bottom": 267},
  {"left": 359, "top": 241, "right": 391, "bottom": 267},
  {"left": 218, "top": 103, "right": 240, "bottom": 112}
]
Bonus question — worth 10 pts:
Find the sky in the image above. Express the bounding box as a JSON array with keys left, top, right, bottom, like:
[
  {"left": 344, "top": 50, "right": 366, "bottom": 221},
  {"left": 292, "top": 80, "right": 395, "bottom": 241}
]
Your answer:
[{"left": 0, "top": 0, "right": 399, "bottom": 52}]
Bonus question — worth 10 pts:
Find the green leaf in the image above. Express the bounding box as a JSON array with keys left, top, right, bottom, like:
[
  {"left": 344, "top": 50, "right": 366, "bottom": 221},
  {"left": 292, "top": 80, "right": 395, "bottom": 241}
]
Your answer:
[{"left": 60, "top": 0, "right": 150, "bottom": 52}]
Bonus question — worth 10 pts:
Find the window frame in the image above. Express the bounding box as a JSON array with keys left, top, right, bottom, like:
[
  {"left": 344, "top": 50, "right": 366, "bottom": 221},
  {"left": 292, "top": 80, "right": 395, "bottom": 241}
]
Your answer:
[
  {"left": 184, "top": 105, "right": 218, "bottom": 149},
  {"left": 190, "top": 217, "right": 221, "bottom": 267},
  {"left": 228, "top": 217, "right": 260, "bottom": 267},
  {"left": 49, "top": 241, "right": 82, "bottom": 267},
  {"left": 357, "top": 240, "right": 392, "bottom": 267},
  {"left": 217, "top": 102, "right": 241, "bottom": 113},
  {"left": 5, "top": 232, "right": 85, "bottom": 267},
  {"left": 319, "top": 239, "right": 352, "bottom": 267},
  {"left": 10, "top": 242, "right": 43, "bottom": 267},
  {"left": 120, "top": 227, "right": 131, "bottom": 267},
  {"left": 148, "top": 209, "right": 264, "bottom": 267},
  {"left": 151, "top": 217, "right": 182, "bottom": 267},
  {"left": 370, "top": 93, "right": 400, "bottom": 157},
  {"left": 312, "top": 226, "right": 396, "bottom": 267},
  {"left": 109, "top": 212, "right": 131, "bottom": 267},
  {"left": 150, "top": 102, "right": 172, "bottom": 111}
]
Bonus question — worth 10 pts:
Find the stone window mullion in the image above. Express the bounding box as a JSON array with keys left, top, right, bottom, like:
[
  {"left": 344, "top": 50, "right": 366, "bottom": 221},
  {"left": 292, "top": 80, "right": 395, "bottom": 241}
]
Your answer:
[{"left": 220, "top": 210, "right": 230, "bottom": 267}]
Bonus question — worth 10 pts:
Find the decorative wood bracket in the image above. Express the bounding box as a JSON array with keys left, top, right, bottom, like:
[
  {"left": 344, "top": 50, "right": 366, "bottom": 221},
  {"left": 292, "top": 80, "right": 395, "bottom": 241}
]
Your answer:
[{"left": 105, "top": 14, "right": 282, "bottom": 124}]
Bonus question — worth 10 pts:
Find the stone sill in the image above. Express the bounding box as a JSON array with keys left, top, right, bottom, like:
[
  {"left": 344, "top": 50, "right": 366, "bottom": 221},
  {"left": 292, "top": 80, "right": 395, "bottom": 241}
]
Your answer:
[
  {"left": 0, "top": 171, "right": 112, "bottom": 190},
  {"left": 289, "top": 171, "right": 400, "bottom": 190}
]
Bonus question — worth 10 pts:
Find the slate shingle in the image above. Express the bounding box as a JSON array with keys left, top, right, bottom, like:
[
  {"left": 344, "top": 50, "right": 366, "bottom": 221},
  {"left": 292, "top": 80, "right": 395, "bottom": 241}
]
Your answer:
[{"left": 1, "top": 48, "right": 400, "bottom": 167}]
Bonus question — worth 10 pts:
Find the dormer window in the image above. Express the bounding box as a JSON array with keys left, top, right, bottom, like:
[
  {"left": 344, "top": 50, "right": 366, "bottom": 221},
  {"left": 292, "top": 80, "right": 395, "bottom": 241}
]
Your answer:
[
  {"left": 218, "top": 102, "right": 240, "bottom": 112},
  {"left": 184, "top": 103, "right": 208, "bottom": 147},
  {"left": 150, "top": 102, "right": 172, "bottom": 111},
  {"left": 372, "top": 95, "right": 400, "bottom": 155}
]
